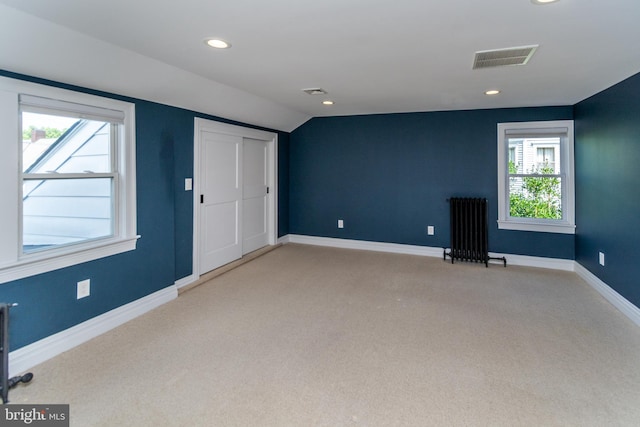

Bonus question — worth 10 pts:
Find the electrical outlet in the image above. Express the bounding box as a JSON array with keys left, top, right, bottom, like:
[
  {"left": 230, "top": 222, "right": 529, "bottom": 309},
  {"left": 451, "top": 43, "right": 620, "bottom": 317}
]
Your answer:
[
  {"left": 599, "top": 252, "right": 605, "bottom": 266},
  {"left": 77, "top": 279, "right": 90, "bottom": 299},
  {"left": 338, "top": 219, "right": 344, "bottom": 229},
  {"left": 427, "top": 226, "right": 435, "bottom": 235}
]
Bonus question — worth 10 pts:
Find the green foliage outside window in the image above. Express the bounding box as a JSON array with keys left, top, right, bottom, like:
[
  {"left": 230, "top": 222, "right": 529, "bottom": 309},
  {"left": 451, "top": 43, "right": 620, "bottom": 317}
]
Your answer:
[
  {"left": 509, "top": 161, "right": 562, "bottom": 220},
  {"left": 22, "top": 125, "right": 66, "bottom": 140}
]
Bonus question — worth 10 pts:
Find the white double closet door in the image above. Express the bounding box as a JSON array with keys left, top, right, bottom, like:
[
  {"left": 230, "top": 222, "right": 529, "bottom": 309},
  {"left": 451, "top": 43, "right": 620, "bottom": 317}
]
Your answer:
[{"left": 199, "top": 129, "right": 270, "bottom": 275}]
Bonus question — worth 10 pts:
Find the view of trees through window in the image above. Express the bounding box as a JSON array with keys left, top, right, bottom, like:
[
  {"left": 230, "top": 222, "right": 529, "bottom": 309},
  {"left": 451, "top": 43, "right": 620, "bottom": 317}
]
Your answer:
[
  {"left": 508, "top": 137, "right": 562, "bottom": 220},
  {"left": 22, "top": 125, "right": 68, "bottom": 141},
  {"left": 22, "top": 112, "right": 77, "bottom": 171},
  {"left": 509, "top": 161, "right": 562, "bottom": 219}
]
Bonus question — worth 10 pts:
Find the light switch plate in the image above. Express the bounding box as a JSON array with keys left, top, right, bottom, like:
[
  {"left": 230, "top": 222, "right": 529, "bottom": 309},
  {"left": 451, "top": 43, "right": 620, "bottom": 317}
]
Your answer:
[{"left": 77, "top": 279, "right": 90, "bottom": 299}]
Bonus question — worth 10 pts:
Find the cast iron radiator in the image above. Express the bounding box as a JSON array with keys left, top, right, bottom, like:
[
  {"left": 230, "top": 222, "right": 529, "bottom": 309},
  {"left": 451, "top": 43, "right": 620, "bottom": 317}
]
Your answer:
[
  {"left": 443, "top": 198, "right": 506, "bottom": 267},
  {"left": 1, "top": 303, "right": 33, "bottom": 404}
]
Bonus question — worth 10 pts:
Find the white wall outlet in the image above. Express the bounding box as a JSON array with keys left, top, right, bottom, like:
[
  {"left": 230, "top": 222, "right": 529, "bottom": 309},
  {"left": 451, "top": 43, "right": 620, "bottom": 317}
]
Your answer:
[
  {"left": 599, "top": 252, "right": 605, "bottom": 266},
  {"left": 185, "top": 178, "right": 193, "bottom": 191},
  {"left": 338, "top": 219, "right": 344, "bottom": 229},
  {"left": 77, "top": 279, "right": 91, "bottom": 299},
  {"left": 427, "top": 226, "right": 435, "bottom": 235}
]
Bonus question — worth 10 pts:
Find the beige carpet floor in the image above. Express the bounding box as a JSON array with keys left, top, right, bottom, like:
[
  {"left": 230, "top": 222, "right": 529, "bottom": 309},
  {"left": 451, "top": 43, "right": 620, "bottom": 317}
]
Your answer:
[{"left": 9, "top": 244, "right": 640, "bottom": 426}]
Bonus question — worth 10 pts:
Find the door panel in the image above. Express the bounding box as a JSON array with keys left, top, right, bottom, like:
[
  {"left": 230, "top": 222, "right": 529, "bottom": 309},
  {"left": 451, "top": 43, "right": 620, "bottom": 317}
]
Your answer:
[
  {"left": 202, "top": 202, "right": 238, "bottom": 252},
  {"left": 242, "top": 138, "right": 268, "bottom": 254},
  {"left": 199, "top": 131, "right": 243, "bottom": 273},
  {"left": 243, "top": 197, "right": 266, "bottom": 253}
]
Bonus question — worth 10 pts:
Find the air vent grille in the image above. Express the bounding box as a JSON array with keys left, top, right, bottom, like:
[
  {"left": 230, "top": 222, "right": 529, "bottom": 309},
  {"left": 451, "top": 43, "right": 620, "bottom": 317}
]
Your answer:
[
  {"left": 302, "top": 88, "right": 327, "bottom": 95},
  {"left": 473, "top": 45, "right": 538, "bottom": 69}
]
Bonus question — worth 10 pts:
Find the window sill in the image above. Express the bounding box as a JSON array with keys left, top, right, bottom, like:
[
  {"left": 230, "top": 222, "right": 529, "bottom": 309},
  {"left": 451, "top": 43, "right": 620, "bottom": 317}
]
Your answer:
[
  {"left": 497, "top": 220, "right": 575, "bottom": 234},
  {"left": 0, "top": 236, "right": 140, "bottom": 284}
]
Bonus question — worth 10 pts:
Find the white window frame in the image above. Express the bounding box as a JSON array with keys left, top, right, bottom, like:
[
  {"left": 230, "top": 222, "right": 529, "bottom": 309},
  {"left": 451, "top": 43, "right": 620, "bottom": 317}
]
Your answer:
[
  {"left": 0, "top": 77, "right": 138, "bottom": 283},
  {"left": 497, "top": 120, "right": 575, "bottom": 234}
]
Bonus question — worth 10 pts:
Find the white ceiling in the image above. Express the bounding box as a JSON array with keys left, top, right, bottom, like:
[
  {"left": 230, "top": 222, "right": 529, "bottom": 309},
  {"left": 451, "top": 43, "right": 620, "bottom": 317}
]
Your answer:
[{"left": 1, "top": 0, "right": 640, "bottom": 131}]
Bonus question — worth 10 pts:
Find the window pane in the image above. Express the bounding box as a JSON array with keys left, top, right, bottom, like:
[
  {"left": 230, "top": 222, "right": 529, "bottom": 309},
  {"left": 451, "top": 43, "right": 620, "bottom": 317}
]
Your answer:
[
  {"left": 22, "top": 178, "right": 114, "bottom": 253},
  {"left": 509, "top": 176, "right": 562, "bottom": 220},
  {"left": 508, "top": 136, "right": 560, "bottom": 174},
  {"left": 22, "top": 112, "right": 112, "bottom": 173},
  {"left": 536, "top": 147, "right": 556, "bottom": 171},
  {"left": 507, "top": 136, "right": 562, "bottom": 220},
  {"left": 22, "top": 112, "right": 78, "bottom": 172},
  {"left": 508, "top": 139, "right": 523, "bottom": 173}
]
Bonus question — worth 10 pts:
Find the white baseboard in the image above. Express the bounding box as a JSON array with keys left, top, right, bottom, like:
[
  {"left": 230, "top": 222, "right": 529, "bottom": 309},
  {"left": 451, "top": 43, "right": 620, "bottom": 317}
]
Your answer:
[
  {"left": 9, "top": 285, "right": 178, "bottom": 376},
  {"left": 287, "top": 234, "right": 444, "bottom": 258},
  {"left": 489, "top": 252, "right": 575, "bottom": 271},
  {"left": 574, "top": 263, "right": 640, "bottom": 327},
  {"left": 175, "top": 274, "right": 198, "bottom": 289},
  {"left": 286, "top": 234, "right": 574, "bottom": 269}
]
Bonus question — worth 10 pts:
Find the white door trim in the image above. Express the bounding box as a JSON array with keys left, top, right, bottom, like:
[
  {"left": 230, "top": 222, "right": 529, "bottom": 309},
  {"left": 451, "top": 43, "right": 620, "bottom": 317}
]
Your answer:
[{"left": 193, "top": 118, "right": 277, "bottom": 279}]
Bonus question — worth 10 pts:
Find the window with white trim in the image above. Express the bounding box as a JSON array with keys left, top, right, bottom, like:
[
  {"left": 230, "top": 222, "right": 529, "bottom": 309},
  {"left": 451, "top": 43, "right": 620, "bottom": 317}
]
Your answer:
[
  {"left": 0, "top": 77, "right": 138, "bottom": 283},
  {"left": 497, "top": 120, "right": 575, "bottom": 234}
]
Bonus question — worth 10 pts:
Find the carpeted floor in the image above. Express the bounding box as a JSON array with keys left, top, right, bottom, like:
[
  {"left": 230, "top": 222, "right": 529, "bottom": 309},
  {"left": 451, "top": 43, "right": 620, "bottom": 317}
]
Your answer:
[{"left": 9, "top": 244, "right": 640, "bottom": 426}]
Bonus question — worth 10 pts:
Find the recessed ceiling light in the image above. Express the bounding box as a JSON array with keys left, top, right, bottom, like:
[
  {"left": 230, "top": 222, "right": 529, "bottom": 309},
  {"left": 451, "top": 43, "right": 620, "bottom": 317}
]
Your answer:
[
  {"left": 485, "top": 90, "right": 500, "bottom": 95},
  {"left": 204, "top": 38, "right": 231, "bottom": 49},
  {"left": 322, "top": 100, "right": 334, "bottom": 105},
  {"left": 531, "top": 0, "right": 559, "bottom": 4}
]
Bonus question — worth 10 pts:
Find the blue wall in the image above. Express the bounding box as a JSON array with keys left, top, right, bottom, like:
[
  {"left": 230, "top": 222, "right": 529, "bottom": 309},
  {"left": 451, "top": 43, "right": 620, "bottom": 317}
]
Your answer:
[
  {"left": 278, "top": 133, "right": 291, "bottom": 237},
  {"left": 289, "top": 107, "right": 575, "bottom": 259},
  {"left": 574, "top": 72, "right": 640, "bottom": 308},
  {"left": 0, "top": 71, "right": 288, "bottom": 350},
  {"left": 4, "top": 66, "right": 639, "bottom": 352}
]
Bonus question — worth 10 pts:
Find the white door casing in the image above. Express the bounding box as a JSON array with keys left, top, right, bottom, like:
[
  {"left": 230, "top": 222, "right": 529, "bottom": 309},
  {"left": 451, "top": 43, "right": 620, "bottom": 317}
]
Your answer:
[{"left": 192, "top": 118, "right": 277, "bottom": 279}]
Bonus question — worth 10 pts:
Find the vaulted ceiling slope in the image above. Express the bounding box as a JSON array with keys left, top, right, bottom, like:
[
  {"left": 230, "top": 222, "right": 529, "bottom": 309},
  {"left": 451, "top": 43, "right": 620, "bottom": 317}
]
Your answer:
[{"left": 1, "top": 0, "right": 640, "bottom": 132}]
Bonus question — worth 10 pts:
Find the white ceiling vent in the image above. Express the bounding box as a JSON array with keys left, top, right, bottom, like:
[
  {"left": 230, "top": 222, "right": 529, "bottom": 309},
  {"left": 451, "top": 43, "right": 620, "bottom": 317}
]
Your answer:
[
  {"left": 302, "top": 88, "right": 328, "bottom": 95},
  {"left": 473, "top": 45, "right": 538, "bottom": 69}
]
